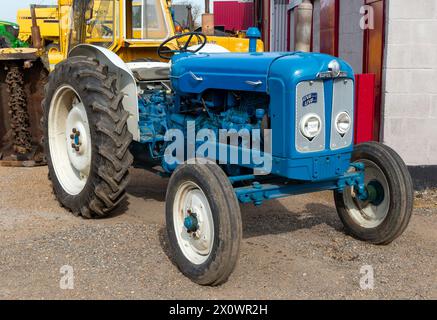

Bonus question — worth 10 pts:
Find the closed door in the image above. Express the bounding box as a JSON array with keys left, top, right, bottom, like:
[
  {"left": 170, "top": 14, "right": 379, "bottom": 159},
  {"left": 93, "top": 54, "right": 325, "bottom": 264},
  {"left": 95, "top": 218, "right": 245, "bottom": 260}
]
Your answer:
[
  {"left": 363, "top": 0, "right": 385, "bottom": 141},
  {"left": 319, "top": 0, "right": 339, "bottom": 56}
]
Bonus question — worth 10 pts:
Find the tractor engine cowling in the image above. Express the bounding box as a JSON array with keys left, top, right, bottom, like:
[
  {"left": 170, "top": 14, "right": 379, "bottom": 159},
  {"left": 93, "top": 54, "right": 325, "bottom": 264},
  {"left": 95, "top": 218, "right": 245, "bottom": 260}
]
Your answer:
[{"left": 135, "top": 51, "right": 355, "bottom": 181}]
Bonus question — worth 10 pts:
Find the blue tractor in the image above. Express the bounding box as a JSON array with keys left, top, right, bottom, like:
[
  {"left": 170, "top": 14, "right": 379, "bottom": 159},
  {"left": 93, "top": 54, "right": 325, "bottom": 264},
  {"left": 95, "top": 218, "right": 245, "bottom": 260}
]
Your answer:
[{"left": 42, "top": 31, "right": 413, "bottom": 285}]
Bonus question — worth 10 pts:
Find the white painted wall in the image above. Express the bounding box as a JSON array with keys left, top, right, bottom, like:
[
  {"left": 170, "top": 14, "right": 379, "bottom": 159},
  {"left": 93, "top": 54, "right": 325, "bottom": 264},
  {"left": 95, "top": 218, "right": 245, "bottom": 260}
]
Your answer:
[
  {"left": 338, "top": 0, "right": 364, "bottom": 73},
  {"left": 382, "top": 0, "right": 437, "bottom": 166}
]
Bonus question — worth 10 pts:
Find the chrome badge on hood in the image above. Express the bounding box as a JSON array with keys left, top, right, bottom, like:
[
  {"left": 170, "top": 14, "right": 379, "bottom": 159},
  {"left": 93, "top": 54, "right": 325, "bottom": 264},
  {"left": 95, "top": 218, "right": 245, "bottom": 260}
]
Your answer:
[{"left": 317, "top": 60, "right": 348, "bottom": 79}]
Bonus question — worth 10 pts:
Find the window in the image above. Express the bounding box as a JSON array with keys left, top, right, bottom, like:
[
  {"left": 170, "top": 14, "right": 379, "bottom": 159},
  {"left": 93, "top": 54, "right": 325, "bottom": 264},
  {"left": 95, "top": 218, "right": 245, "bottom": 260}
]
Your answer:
[
  {"left": 70, "top": 0, "right": 117, "bottom": 49},
  {"left": 126, "top": 0, "right": 170, "bottom": 40},
  {"left": 132, "top": 4, "right": 142, "bottom": 29}
]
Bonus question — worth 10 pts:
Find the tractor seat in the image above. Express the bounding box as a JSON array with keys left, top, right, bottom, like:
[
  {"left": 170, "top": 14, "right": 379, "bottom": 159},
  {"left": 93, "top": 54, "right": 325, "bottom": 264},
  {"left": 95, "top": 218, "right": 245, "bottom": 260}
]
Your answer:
[{"left": 126, "top": 60, "right": 170, "bottom": 81}]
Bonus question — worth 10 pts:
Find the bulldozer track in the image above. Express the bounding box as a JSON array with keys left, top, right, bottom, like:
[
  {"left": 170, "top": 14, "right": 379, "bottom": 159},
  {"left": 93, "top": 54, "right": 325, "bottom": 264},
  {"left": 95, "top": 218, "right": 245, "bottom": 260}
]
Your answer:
[{"left": 5, "top": 64, "right": 33, "bottom": 154}]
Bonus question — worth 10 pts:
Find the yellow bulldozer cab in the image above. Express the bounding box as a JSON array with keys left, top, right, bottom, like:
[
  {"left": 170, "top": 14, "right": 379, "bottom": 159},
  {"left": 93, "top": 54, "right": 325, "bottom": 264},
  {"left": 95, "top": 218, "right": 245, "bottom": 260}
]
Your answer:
[
  {"left": 39, "top": 0, "right": 263, "bottom": 68},
  {"left": 55, "top": 0, "right": 184, "bottom": 64},
  {"left": 72, "top": 0, "right": 172, "bottom": 46}
]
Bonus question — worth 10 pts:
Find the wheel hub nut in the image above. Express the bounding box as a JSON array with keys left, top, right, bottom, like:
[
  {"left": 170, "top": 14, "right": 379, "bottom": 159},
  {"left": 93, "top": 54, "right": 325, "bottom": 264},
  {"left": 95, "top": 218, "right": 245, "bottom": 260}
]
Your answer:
[
  {"left": 184, "top": 210, "right": 199, "bottom": 233},
  {"left": 70, "top": 128, "right": 81, "bottom": 152}
]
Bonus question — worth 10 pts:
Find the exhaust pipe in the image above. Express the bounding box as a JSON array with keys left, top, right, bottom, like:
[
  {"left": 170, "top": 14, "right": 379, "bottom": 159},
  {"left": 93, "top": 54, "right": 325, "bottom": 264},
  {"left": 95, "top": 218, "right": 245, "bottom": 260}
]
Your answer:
[
  {"left": 202, "top": 0, "right": 214, "bottom": 36},
  {"left": 30, "top": 5, "right": 43, "bottom": 49},
  {"left": 247, "top": 27, "right": 261, "bottom": 53},
  {"left": 295, "top": 0, "right": 313, "bottom": 52}
]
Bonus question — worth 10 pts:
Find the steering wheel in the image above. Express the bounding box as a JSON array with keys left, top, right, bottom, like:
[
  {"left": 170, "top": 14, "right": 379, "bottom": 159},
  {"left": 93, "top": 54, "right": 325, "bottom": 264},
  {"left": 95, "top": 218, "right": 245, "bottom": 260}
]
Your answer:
[{"left": 158, "top": 32, "right": 207, "bottom": 60}]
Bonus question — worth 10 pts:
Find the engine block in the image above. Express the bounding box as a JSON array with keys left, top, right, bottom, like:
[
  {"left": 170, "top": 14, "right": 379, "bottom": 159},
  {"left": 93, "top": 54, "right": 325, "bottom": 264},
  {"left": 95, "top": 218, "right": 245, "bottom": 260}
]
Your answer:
[{"left": 137, "top": 89, "right": 269, "bottom": 171}]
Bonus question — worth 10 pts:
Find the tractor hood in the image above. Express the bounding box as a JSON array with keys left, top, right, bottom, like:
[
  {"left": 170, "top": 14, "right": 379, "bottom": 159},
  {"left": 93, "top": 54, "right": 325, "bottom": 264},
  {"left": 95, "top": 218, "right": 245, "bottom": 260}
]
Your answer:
[{"left": 170, "top": 52, "right": 354, "bottom": 94}]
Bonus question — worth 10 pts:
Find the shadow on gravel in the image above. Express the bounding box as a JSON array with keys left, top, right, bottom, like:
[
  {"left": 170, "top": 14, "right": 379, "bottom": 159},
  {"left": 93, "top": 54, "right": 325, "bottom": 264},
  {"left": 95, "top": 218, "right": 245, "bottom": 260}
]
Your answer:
[
  {"left": 156, "top": 200, "right": 346, "bottom": 269},
  {"left": 241, "top": 201, "right": 344, "bottom": 239},
  {"left": 126, "top": 172, "right": 168, "bottom": 202},
  {"left": 158, "top": 226, "right": 178, "bottom": 268},
  {"left": 128, "top": 169, "right": 345, "bottom": 246}
]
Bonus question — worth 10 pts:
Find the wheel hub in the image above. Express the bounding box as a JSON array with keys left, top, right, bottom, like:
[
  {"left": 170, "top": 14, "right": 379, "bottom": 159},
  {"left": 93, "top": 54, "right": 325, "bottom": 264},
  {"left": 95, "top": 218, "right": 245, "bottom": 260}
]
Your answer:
[
  {"left": 48, "top": 85, "right": 92, "bottom": 195},
  {"left": 344, "top": 159, "right": 390, "bottom": 228},
  {"left": 70, "top": 128, "right": 81, "bottom": 152},
  {"left": 65, "top": 102, "right": 91, "bottom": 174},
  {"left": 184, "top": 210, "right": 199, "bottom": 233},
  {"left": 366, "top": 180, "right": 385, "bottom": 206},
  {"left": 173, "top": 182, "right": 214, "bottom": 265}
]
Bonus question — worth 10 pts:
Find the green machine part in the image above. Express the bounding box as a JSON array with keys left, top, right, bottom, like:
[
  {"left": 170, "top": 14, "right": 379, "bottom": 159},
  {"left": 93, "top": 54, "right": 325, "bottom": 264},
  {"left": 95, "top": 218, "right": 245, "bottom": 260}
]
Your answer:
[{"left": 0, "top": 21, "right": 29, "bottom": 48}]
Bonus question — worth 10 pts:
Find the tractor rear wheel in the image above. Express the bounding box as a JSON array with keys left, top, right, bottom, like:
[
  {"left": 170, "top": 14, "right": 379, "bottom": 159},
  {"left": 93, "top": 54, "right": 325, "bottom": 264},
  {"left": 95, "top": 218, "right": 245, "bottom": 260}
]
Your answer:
[
  {"left": 42, "top": 56, "right": 133, "bottom": 218},
  {"left": 334, "top": 142, "right": 413, "bottom": 244},
  {"left": 165, "top": 160, "right": 242, "bottom": 285}
]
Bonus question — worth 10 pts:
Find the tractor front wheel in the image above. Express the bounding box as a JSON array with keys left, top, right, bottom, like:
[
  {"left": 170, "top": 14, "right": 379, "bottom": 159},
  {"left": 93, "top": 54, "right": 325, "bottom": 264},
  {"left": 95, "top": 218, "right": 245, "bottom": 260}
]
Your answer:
[
  {"left": 42, "top": 56, "right": 133, "bottom": 218},
  {"left": 334, "top": 142, "right": 413, "bottom": 244},
  {"left": 165, "top": 161, "right": 242, "bottom": 286}
]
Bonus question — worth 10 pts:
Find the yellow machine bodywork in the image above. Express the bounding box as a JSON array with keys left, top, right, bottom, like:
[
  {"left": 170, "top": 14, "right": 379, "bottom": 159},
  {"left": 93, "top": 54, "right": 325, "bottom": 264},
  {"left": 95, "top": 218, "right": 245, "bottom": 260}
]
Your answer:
[
  {"left": 16, "top": 6, "right": 60, "bottom": 46},
  {"left": 27, "top": 0, "right": 262, "bottom": 69}
]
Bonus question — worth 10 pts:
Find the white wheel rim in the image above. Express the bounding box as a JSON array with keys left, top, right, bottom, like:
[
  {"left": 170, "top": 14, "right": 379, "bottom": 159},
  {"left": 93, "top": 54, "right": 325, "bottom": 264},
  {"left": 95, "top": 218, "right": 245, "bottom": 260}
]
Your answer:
[
  {"left": 48, "top": 85, "right": 92, "bottom": 195},
  {"left": 173, "top": 181, "right": 214, "bottom": 265},
  {"left": 343, "top": 159, "right": 390, "bottom": 228}
]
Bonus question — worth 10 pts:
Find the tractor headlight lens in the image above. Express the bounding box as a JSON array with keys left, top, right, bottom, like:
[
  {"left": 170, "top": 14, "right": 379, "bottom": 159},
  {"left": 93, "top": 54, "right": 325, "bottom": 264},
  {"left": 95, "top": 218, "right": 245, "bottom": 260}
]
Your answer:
[
  {"left": 335, "top": 112, "right": 351, "bottom": 135},
  {"left": 300, "top": 113, "right": 322, "bottom": 139}
]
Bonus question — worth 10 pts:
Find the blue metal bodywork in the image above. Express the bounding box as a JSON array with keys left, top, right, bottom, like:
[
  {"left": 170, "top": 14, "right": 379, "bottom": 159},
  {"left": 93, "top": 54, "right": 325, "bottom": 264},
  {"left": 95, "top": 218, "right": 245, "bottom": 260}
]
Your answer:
[
  {"left": 135, "top": 48, "right": 366, "bottom": 205},
  {"left": 169, "top": 51, "right": 355, "bottom": 181},
  {"left": 171, "top": 52, "right": 277, "bottom": 93}
]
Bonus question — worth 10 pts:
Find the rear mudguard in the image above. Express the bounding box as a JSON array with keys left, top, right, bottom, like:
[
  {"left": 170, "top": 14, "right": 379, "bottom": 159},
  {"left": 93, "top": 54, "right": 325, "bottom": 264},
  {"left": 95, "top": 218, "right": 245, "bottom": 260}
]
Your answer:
[{"left": 69, "top": 45, "right": 140, "bottom": 141}]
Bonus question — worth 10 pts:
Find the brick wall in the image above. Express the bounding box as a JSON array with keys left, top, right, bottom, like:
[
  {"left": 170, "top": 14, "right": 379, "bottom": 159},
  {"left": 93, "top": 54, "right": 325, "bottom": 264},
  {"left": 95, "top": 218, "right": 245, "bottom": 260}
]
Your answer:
[{"left": 382, "top": 0, "right": 437, "bottom": 166}]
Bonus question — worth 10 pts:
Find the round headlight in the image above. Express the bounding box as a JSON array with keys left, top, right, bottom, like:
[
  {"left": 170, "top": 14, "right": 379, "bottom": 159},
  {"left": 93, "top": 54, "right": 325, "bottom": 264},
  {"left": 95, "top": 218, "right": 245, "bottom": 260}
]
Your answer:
[
  {"left": 300, "top": 113, "right": 322, "bottom": 139},
  {"left": 335, "top": 112, "right": 351, "bottom": 135}
]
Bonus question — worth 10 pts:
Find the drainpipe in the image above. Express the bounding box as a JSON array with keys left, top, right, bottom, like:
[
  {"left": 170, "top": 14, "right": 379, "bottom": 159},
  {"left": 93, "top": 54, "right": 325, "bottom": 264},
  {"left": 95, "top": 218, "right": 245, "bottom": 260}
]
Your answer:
[
  {"left": 202, "top": 0, "right": 214, "bottom": 36},
  {"left": 30, "top": 4, "right": 43, "bottom": 49},
  {"left": 294, "top": 0, "right": 313, "bottom": 52}
]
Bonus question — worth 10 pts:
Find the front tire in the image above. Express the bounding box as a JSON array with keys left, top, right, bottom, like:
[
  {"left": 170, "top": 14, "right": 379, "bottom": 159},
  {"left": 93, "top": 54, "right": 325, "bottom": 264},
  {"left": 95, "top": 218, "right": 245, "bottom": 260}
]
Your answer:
[
  {"left": 42, "top": 56, "right": 133, "bottom": 218},
  {"left": 334, "top": 142, "right": 413, "bottom": 244},
  {"left": 165, "top": 161, "right": 242, "bottom": 286}
]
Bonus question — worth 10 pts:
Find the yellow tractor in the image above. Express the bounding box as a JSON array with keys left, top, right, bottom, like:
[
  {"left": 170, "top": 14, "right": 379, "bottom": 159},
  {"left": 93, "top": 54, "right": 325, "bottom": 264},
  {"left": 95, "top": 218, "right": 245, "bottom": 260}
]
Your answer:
[{"left": 17, "top": 0, "right": 263, "bottom": 69}]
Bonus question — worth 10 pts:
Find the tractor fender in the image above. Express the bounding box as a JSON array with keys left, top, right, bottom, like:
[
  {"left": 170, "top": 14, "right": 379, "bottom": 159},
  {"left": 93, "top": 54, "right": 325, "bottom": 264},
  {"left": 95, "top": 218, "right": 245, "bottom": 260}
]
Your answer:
[{"left": 69, "top": 44, "right": 140, "bottom": 141}]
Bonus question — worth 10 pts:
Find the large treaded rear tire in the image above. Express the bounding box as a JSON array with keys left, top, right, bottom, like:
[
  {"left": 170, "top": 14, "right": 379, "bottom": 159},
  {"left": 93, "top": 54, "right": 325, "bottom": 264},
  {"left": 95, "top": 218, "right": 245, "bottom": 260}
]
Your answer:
[{"left": 42, "top": 56, "right": 133, "bottom": 218}]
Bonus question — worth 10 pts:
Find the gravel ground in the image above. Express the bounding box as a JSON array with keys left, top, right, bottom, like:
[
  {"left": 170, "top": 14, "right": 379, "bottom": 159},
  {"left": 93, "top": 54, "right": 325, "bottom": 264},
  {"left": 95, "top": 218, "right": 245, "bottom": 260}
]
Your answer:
[{"left": 0, "top": 166, "right": 435, "bottom": 300}]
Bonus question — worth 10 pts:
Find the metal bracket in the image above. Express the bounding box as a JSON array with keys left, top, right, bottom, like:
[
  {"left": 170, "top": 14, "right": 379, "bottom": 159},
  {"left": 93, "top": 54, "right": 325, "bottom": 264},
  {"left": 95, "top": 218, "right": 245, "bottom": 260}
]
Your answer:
[{"left": 233, "top": 167, "right": 367, "bottom": 206}]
